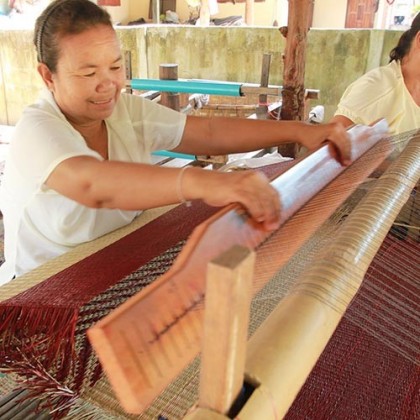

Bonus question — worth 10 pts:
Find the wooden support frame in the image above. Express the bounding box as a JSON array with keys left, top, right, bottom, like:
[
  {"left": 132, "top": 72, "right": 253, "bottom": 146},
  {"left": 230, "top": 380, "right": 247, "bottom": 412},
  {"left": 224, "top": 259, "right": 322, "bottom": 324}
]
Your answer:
[
  {"left": 280, "top": 0, "right": 312, "bottom": 158},
  {"left": 281, "top": 0, "right": 310, "bottom": 122}
]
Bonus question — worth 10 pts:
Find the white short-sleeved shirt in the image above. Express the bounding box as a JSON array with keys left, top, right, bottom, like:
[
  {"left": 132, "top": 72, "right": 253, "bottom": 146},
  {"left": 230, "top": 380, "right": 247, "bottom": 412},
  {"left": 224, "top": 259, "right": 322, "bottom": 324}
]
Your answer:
[
  {"left": 0, "top": 89, "right": 186, "bottom": 284},
  {"left": 334, "top": 61, "right": 420, "bottom": 139}
]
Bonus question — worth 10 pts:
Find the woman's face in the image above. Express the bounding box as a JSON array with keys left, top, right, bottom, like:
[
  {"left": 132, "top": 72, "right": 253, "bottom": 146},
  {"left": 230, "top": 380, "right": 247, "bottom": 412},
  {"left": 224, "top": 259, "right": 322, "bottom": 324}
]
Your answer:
[{"left": 42, "top": 24, "right": 126, "bottom": 127}]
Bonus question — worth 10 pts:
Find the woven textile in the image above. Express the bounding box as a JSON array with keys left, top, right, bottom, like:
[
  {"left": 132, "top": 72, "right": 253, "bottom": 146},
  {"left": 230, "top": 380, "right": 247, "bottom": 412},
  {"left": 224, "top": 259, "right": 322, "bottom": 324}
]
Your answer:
[
  {"left": 0, "top": 201, "right": 216, "bottom": 413},
  {"left": 286, "top": 233, "right": 420, "bottom": 419}
]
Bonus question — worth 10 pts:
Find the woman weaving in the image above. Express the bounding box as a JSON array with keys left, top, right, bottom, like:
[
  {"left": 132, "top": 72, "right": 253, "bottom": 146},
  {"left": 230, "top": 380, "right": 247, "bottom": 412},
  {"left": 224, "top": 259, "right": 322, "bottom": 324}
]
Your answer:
[
  {"left": 331, "top": 12, "right": 420, "bottom": 139},
  {"left": 0, "top": 0, "right": 352, "bottom": 284}
]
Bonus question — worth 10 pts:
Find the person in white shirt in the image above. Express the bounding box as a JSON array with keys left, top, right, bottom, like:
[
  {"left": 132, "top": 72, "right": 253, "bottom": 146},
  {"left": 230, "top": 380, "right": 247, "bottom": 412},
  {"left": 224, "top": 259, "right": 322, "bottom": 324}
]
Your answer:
[
  {"left": 0, "top": 0, "right": 352, "bottom": 284},
  {"left": 332, "top": 13, "right": 420, "bottom": 140}
]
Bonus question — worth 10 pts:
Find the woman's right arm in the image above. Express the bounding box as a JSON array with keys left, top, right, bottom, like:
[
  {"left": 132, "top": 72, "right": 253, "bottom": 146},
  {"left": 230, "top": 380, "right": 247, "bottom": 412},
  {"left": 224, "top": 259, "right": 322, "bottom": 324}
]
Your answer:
[{"left": 46, "top": 156, "right": 281, "bottom": 231}]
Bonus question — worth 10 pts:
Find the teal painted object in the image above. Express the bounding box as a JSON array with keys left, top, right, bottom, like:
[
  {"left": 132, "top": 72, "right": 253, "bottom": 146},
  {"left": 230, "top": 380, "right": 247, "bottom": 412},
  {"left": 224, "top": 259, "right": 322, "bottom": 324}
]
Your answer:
[
  {"left": 152, "top": 150, "right": 195, "bottom": 160},
  {"left": 0, "top": 0, "right": 11, "bottom": 15},
  {"left": 130, "top": 79, "right": 242, "bottom": 97}
]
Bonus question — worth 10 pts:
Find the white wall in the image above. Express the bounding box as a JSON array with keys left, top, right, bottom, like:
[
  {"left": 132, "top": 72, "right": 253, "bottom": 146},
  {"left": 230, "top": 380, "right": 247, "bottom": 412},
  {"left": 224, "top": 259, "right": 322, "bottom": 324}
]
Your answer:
[
  {"left": 128, "top": 1, "right": 148, "bottom": 24},
  {"left": 312, "top": 0, "right": 347, "bottom": 29},
  {"left": 101, "top": 0, "right": 130, "bottom": 24}
]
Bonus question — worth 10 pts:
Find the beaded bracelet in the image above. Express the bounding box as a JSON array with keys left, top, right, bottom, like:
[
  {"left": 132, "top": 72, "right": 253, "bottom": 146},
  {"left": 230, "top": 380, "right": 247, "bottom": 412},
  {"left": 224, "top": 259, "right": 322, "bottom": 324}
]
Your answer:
[{"left": 176, "top": 166, "right": 192, "bottom": 207}]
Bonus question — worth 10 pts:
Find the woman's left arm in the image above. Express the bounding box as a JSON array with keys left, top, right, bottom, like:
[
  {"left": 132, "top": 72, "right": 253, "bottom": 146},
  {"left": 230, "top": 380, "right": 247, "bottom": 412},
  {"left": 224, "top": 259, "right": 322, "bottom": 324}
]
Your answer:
[{"left": 173, "top": 115, "right": 352, "bottom": 166}]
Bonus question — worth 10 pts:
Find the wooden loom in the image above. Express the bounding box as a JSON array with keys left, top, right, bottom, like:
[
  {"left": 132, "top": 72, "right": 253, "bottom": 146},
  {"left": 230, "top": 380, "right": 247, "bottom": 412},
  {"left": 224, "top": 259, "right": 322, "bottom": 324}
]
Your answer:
[
  {"left": 0, "top": 124, "right": 418, "bottom": 419},
  {"left": 85, "top": 121, "right": 419, "bottom": 419}
]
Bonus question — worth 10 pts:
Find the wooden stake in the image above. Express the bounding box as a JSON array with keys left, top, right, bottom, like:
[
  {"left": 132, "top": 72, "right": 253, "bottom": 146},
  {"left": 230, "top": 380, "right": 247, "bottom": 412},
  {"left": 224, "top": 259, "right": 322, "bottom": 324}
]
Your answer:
[
  {"left": 159, "top": 64, "right": 180, "bottom": 111},
  {"left": 256, "top": 53, "right": 272, "bottom": 120},
  {"left": 198, "top": 245, "right": 255, "bottom": 414}
]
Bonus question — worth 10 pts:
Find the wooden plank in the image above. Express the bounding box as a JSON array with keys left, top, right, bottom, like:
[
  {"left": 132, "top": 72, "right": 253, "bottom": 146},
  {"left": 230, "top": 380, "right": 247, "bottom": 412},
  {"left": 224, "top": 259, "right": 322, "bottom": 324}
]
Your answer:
[{"left": 198, "top": 245, "right": 255, "bottom": 414}]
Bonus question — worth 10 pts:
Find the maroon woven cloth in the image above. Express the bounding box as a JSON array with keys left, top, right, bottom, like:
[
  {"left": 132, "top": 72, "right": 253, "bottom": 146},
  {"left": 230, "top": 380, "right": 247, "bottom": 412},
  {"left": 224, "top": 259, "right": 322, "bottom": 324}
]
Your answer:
[
  {"left": 285, "top": 233, "right": 420, "bottom": 420},
  {"left": 0, "top": 161, "right": 292, "bottom": 414}
]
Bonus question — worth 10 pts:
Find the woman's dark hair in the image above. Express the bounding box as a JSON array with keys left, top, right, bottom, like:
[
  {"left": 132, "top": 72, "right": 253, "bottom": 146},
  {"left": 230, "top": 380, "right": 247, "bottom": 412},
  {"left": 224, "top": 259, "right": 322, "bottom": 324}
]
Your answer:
[
  {"left": 389, "top": 13, "right": 420, "bottom": 62},
  {"left": 34, "top": 0, "right": 113, "bottom": 72}
]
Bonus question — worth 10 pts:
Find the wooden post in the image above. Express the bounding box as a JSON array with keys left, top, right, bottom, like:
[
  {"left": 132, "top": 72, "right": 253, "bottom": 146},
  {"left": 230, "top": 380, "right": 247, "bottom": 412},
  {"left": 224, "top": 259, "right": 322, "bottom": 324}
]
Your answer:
[
  {"left": 198, "top": 245, "right": 255, "bottom": 414},
  {"left": 245, "top": 0, "right": 255, "bottom": 25},
  {"left": 281, "top": 0, "right": 309, "bottom": 122},
  {"left": 280, "top": 0, "right": 310, "bottom": 157},
  {"left": 124, "top": 51, "right": 132, "bottom": 94},
  {"left": 199, "top": 0, "right": 211, "bottom": 26},
  {"left": 159, "top": 64, "right": 180, "bottom": 111},
  {"left": 151, "top": 0, "right": 160, "bottom": 24},
  {"left": 256, "top": 53, "right": 271, "bottom": 120}
]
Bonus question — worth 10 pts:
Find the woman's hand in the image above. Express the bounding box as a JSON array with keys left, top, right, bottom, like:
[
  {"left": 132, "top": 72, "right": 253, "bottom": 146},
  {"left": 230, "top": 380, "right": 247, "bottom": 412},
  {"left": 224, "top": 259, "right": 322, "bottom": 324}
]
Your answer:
[
  {"left": 297, "top": 122, "right": 352, "bottom": 166},
  {"left": 182, "top": 168, "right": 281, "bottom": 231}
]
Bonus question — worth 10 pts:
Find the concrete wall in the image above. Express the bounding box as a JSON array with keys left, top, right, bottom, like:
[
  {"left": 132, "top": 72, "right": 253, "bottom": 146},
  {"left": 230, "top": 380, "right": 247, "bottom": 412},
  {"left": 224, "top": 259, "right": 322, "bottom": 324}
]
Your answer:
[
  {"left": 0, "top": 26, "right": 402, "bottom": 126},
  {"left": 0, "top": 30, "right": 42, "bottom": 126}
]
